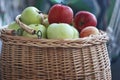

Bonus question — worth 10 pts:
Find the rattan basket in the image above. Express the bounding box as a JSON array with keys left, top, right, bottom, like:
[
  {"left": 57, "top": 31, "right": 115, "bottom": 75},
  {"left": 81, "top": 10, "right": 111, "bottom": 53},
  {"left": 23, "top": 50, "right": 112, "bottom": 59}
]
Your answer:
[{"left": 0, "top": 15, "right": 111, "bottom": 80}]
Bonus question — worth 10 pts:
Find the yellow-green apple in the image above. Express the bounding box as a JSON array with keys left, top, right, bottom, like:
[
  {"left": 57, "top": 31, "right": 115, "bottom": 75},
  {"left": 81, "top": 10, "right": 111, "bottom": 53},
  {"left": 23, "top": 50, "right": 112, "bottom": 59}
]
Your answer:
[
  {"left": 47, "top": 23, "right": 78, "bottom": 39},
  {"left": 48, "top": 4, "right": 73, "bottom": 24},
  {"left": 74, "top": 11, "right": 97, "bottom": 32},
  {"left": 8, "top": 21, "right": 24, "bottom": 36},
  {"left": 71, "top": 26, "right": 79, "bottom": 38},
  {"left": 80, "top": 26, "right": 99, "bottom": 38},
  {"left": 20, "top": 6, "right": 43, "bottom": 25},
  {"left": 8, "top": 22, "right": 20, "bottom": 31},
  {"left": 23, "top": 24, "right": 46, "bottom": 38}
]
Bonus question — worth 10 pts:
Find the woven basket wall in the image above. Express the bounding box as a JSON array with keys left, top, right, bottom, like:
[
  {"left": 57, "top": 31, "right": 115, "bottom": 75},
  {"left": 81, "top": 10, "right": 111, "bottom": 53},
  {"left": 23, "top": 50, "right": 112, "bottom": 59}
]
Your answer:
[{"left": 0, "top": 30, "right": 111, "bottom": 80}]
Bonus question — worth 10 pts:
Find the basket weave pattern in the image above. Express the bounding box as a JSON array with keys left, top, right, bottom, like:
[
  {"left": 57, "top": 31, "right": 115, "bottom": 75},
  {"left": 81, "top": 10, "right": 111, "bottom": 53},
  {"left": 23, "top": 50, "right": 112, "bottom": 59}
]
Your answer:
[{"left": 0, "top": 32, "right": 111, "bottom": 80}]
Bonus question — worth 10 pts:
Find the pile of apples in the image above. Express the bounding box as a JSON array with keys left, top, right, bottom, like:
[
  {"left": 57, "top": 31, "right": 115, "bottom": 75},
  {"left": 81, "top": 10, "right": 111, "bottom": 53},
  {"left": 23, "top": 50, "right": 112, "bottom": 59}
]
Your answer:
[{"left": 8, "top": 4, "right": 99, "bottom": 39}]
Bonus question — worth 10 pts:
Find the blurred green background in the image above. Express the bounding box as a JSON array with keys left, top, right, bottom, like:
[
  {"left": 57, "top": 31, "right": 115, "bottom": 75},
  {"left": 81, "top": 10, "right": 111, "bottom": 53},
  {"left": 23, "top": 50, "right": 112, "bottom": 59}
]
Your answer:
[{"left": 0, "top": 0, "right": 115, "bottom": 31}]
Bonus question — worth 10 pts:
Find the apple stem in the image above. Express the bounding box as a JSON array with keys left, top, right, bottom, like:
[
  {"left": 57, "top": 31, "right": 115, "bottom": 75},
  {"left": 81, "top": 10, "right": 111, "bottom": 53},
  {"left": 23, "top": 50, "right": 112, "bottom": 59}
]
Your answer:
[
  {"left": 38, "top": 11, "right": 42, "bottom": 14},
  {"left": 61, "top": 1, "right": 66, "bottom": 5},
  {"left": 80, "top": 22, "right": 84, "bottom": 26},
  {"left": 60, "top": 1, "right": 70, "bottom": 5}
]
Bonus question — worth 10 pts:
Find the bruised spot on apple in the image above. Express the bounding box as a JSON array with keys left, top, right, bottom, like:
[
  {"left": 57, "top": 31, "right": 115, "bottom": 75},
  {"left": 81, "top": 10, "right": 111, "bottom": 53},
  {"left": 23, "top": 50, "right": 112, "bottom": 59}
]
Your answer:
[
  {"left": 48, "top": 4, "right": 73, "bottom": 24},
  {"left": 74, "top": 11, "right": 97, "bottom": 32},
  {"left": 80, "top": 26, "right": 99, "bottom": 38}
]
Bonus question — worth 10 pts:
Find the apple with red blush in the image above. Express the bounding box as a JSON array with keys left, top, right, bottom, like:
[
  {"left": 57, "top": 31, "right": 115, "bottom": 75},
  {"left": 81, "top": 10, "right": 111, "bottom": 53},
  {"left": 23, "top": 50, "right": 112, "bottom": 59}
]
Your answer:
[
  {"left": 48, "top": 4, "right": 73, "bottom": 24},
  {"left": 74, "top": 11, "right": 97, "bottom": 32},
  {"left": 80, "top": 26, "right": 99, "bottom": 38}
]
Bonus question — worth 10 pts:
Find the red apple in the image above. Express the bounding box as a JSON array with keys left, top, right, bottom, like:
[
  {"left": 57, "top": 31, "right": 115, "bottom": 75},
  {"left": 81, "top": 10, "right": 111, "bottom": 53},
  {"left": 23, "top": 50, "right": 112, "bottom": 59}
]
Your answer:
[
  {"left": 80, "top": 26, "right": 99, "bottom": 38},
  {"left": 74, "top": 11, "right": 97, "bottom": 32},
  {"left": 48, "top": 4, "right": 73, "bottom": 24}
]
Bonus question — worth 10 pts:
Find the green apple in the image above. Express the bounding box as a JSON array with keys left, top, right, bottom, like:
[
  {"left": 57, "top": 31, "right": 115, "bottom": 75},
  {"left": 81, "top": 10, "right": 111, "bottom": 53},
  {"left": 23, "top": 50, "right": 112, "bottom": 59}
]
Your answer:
[
  {"left": 23, "top": 24, "right": 46, "bottom": 38},
  {"left": 20, "top": 6, "right": 42, "bottom": 25},
  {"left": 8, "top": 22, "right": 20, "bottom": 31},
  {"left": 47, "top": 23, "right": 75, "bottom": 39},
  {"left": 8, "top": 21, "right": 24, "bottom": 36},
  {"left": 71, "top": 26, "right": 79, "bottom": 38}
]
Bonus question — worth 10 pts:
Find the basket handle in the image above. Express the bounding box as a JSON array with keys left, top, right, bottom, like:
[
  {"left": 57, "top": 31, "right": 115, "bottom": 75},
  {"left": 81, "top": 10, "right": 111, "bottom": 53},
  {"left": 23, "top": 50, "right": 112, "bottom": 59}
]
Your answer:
[
  {"left": 0, "top": 28, "right": 16, "bottom": 36},
  {"left": 0, "top": 25, "right": 16, "bottom": 36},
  {"left": 15, "top": 15, "right": 36, "bottom": 35}
]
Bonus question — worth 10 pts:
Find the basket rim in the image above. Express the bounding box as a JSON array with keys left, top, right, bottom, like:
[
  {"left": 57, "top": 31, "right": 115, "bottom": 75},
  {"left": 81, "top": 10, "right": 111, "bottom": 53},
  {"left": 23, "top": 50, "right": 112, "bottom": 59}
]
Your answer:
[{"left": 0, "top": 31, "right": 109, "bottom": 48}]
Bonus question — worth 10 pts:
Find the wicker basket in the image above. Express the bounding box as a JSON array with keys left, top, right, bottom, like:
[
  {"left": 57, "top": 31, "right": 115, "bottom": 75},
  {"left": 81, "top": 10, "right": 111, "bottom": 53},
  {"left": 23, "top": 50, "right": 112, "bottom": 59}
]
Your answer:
[{"left": 0, "top": 15, "right": 111, "bottom": 80}]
